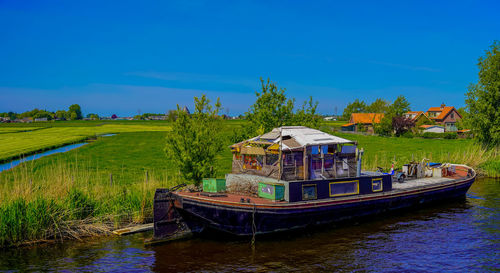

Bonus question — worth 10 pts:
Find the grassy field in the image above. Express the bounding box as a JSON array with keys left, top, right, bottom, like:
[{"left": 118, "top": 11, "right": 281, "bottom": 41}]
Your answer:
[
  {"left": 0, "top": 120, "right": 498, "bottom": 247},
  {"left": 0, "top": 124, "right": 172, "bottom": 163},
  {"left": 329, "top": 131, "right": 499, "bottom": 177}
]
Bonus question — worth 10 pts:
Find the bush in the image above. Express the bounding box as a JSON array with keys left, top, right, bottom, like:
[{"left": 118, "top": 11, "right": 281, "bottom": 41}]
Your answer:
[
  {"left": 421, "top": 132, "right": 458, "bottom": 139},
  {"left": 401, "top": 131, "right": 414, "bottom": 138},
  {"left": 422, "top": 132, "right": 442, "bottom": 139},
  {"left": 444, "top": 132, "right": 458, "bottom": 139}
]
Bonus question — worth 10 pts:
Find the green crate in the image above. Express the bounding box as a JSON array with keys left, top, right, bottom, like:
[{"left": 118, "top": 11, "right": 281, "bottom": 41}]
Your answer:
[
  {"left": 202, "top": 178, "right": 226, "bottom": 193},
  {"left": 258, "top": 182, "right": 285, "bottom": 201}
]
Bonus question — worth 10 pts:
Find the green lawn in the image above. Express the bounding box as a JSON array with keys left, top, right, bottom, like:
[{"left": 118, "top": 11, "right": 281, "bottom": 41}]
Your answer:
[{"left": 0, "top": 124, "right": 171, "bottom": 163}]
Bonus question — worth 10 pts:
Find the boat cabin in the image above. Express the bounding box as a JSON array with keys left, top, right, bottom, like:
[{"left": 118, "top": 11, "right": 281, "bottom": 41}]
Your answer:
[
  {"left": 227, "top": 127, "right": 392, "bottom": 202},
  {"left": 230, "top": 126, "right": 359, "bottom": 181}
]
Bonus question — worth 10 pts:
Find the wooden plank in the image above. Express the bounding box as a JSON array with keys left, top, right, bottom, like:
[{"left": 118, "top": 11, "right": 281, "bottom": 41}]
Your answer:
[{"left": 112, "top": 223, "right": 153, "bottom": 236}]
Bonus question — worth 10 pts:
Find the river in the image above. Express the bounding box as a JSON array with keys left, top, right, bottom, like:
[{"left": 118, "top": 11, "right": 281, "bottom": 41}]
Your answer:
[{"left": 0, "top": 178, "right": 498, "bottom": 272}]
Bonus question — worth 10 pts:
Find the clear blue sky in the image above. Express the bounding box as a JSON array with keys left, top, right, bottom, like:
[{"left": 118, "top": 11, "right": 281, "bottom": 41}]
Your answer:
[{"left": 1, "top": 0, "right": 499, "bottom": 117}]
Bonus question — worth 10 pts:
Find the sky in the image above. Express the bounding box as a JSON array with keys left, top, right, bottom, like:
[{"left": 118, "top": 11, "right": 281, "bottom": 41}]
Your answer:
[{"left": 1, "top": 0, "right": 499, "bottom": 117}]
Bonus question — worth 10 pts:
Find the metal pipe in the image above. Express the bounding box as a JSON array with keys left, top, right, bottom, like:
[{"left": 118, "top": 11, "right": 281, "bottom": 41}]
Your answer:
[{"left": 356, "top": 148, "right": 364, "bottom": 177}]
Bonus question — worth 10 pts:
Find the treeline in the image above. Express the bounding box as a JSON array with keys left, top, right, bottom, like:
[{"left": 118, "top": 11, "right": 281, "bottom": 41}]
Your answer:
[
  {"left": 0, "top": 104, "right": 95, "bottom": 121},
  {"left": 341, "top": 98, "right": 391, "bottom": 120}
]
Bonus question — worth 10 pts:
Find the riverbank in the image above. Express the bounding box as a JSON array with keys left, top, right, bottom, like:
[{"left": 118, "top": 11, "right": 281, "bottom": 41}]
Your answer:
[
  {"left": 0, "top": 121, "right": 498, "bottom": 247},
  {"left": 1, "top": 177, "right": 498, "bottom": 272}
]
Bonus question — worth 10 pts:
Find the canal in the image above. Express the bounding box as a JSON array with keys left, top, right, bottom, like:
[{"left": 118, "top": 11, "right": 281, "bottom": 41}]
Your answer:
[{"left": 0, "top": 178, "right": 498, "bottom": 272}]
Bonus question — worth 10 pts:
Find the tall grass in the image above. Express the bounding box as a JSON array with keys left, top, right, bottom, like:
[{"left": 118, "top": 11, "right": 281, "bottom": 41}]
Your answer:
[{"left": 0, "top": 159, "right": 179, "bottom": 247}]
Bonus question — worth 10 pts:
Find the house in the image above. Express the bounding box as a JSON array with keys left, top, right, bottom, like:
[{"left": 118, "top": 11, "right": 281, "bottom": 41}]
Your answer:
[
  {"left": 147, "top": 115, "right": 166, "bottom": 120},
  {"left": 342, "top": 113, "right": 384, "bottom": 133},
  {"left": 34, "top": 117, "right": 48, "bottom": 122},
  {"left": 404, "top": 111, "right": 432, "bottom": 124},
  {"left": 323, "top": 116, "right": 337, "bottom": 121},
  {"left": 420, "top": 125, "right": 445, "bottom": 133},
  {"left": 426, "top": 104, "right": 461, "bottom": 132}
]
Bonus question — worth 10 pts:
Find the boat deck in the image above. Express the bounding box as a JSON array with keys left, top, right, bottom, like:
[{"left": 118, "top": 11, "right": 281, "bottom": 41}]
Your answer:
[{"left": 176, "top": 167, "right": 471, "bottom": 206}]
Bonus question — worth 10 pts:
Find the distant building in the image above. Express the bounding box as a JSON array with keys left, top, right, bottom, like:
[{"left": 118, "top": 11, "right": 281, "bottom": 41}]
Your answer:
[
  {"left": 34, "top": 117, "right": 48, "bottom": 122},
  {"left": 148, "top": 115, "right": 166, "bottom": 120},
  {"left": 323, "top": 116, "right": 337, "bottom": 121},
  {"left": 426, "top": 104, "right": 462, "bottom": 132},
  {"left": 404, "top": 111, "right": 432, "bottom": 124},
  {"left": 420, "top": 125, "right": 445, "bottom": 133},
  {"left": 183, "top": 106, "right": 190, "bottom": 115},
  {"left": 342, "top": 113, "right": 384, "bottom": 133}
]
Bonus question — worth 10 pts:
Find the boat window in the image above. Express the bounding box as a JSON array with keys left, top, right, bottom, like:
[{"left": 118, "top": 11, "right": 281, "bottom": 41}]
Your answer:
[
  {"left": 329, "top": 180, "right": 359, "bottom": 197},
  {"left": 302, "top": 184, "right": 317, "bottom": 200},
  {"left": 372, "top": 178, "right": 383, "bottom": 192}
]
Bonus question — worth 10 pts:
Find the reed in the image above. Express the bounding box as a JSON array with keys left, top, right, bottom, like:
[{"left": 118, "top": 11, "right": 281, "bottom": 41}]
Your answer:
[{"left": 0, "top": 158, "right": 179, "bottom": 247}]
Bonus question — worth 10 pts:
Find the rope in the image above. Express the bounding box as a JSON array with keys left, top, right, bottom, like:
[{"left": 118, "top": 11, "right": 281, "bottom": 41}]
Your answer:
[{"left": 251, "top": 203, "right": 256, "bottom": 250}]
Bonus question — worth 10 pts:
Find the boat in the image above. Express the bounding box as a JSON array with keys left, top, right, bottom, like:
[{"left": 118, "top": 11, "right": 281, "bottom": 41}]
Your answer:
[{"left": 151, "top": 126, "right": 476, "bottom": 242}]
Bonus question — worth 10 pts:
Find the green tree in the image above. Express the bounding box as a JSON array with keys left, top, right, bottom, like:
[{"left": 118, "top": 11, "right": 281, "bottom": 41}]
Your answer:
[
  {"left": 165, "top": 95, "right": 224, "bottom": 185},
  {"left": 166, "top": 110, "right": 178, "bottom": 122},
  {"left": 68, "top": 104, "right": 82, "bottom": 120},
  {"left": 367, "top": 98, "right": 390, "bottom": 113},
  {"left": 246, "top": 78, "right": 295, "bottom": 134},
  {"left": 70, "top": 112, "right": 78, "bottom": 120},
  {"left": 55, "top": 110, "right": 67, "bottom": 120},
  {"left": 342, "top": 99, "right": 367, "bottom": 120},
  {"left": 374, "top": 95, "right": 411, "bottom": 136},
  {"left": 86, "top": 113, "right": 99, "bottom": 120},
  {"left": 466, "top": 41, "right": 500, "bottom": 147},
  {"left": 293, "top": 96, "right": 321, "bottom": 129},
  {"left": 390, "top": 95, "right": 411, "bottom": 116}
]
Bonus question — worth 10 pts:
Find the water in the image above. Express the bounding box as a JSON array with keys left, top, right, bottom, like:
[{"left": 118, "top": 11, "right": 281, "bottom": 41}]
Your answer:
[
  {"left": 0, "top": 143, "right": 88, "bottom": 173},
  {"left": 0, "top": 178, "right": 498, "bottom": 272},
  {"left": 0, "top": 134, "right": 115, "bottom": 173}
]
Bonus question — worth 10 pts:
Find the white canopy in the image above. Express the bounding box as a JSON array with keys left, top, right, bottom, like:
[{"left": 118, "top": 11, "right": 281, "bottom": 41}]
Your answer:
[{"left": 260, "top": 126, "right": 354, "bottom": 151}]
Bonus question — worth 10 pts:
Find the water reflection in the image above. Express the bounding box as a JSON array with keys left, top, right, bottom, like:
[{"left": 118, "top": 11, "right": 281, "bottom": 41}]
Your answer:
[{"left": 0, "top": 178, "right": 498, "bottom": 272}]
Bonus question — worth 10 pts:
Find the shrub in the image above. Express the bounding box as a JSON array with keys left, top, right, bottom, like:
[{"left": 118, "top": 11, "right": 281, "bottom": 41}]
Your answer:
[
  {"left": 401, "top": 131, "right": 414, "bottom": 138},
  {"left": 444, "top": 132, "right": 458, "bottom": 139}
]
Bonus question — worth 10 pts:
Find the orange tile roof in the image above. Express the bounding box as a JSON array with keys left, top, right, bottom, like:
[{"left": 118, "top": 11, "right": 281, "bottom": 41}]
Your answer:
[
  {"left": 426, "top": 106, "right": 458, "bottom": 120},
  {"left": 350, "top": 113, "right": 384, "bottom": 124},
  {"left": 341, "top": 123, "right": 355, "bottom": 127},
  {"left": 419, "top": 124, "right": 434, "bottom": 128}
]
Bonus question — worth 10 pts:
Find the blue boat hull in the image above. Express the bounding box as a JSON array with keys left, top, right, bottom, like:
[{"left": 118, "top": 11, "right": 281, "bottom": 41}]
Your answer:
[{"left": 173, "top": 176, "right": 475, "bottom": 236}]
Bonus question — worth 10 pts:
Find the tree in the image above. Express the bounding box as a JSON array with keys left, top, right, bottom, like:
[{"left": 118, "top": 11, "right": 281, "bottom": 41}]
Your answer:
[
  {"left": 55, "top": 110, "right": 67, "bottom": 120},
  {"left": 466, "top": 41, "right": 500, "bottom": 147},
  {"left": 68, "top": 104, "right": 82, "bottom": 120},
  {"left": 246, "top": 78, "right": 295, "bottom": 134},
  {"left": 342, "top": 99, "right": 367, "bottom": 120},
  {"left": 166, "top": 110, "right": 178, "bottom": 122},
  {"left": 374, "top": 95, "right": 411, "bottom": 136},
  {"left": 367, "top": 98, "right": 390, "bottom": 113},
  {"left": 293, "top": 96, "right": 321, "bottom": 129},
  {"left": 165, "top": 95, "right": 224, "bottom": 185},
  {"left": 86, "top": 113, "right": 99, "bottom": 120},
  {"left": 390, "top": 95, "right": 411, "bottom": 116},
  {"left": 392, "top": 116, "right": 415, "bottom": 136}
]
